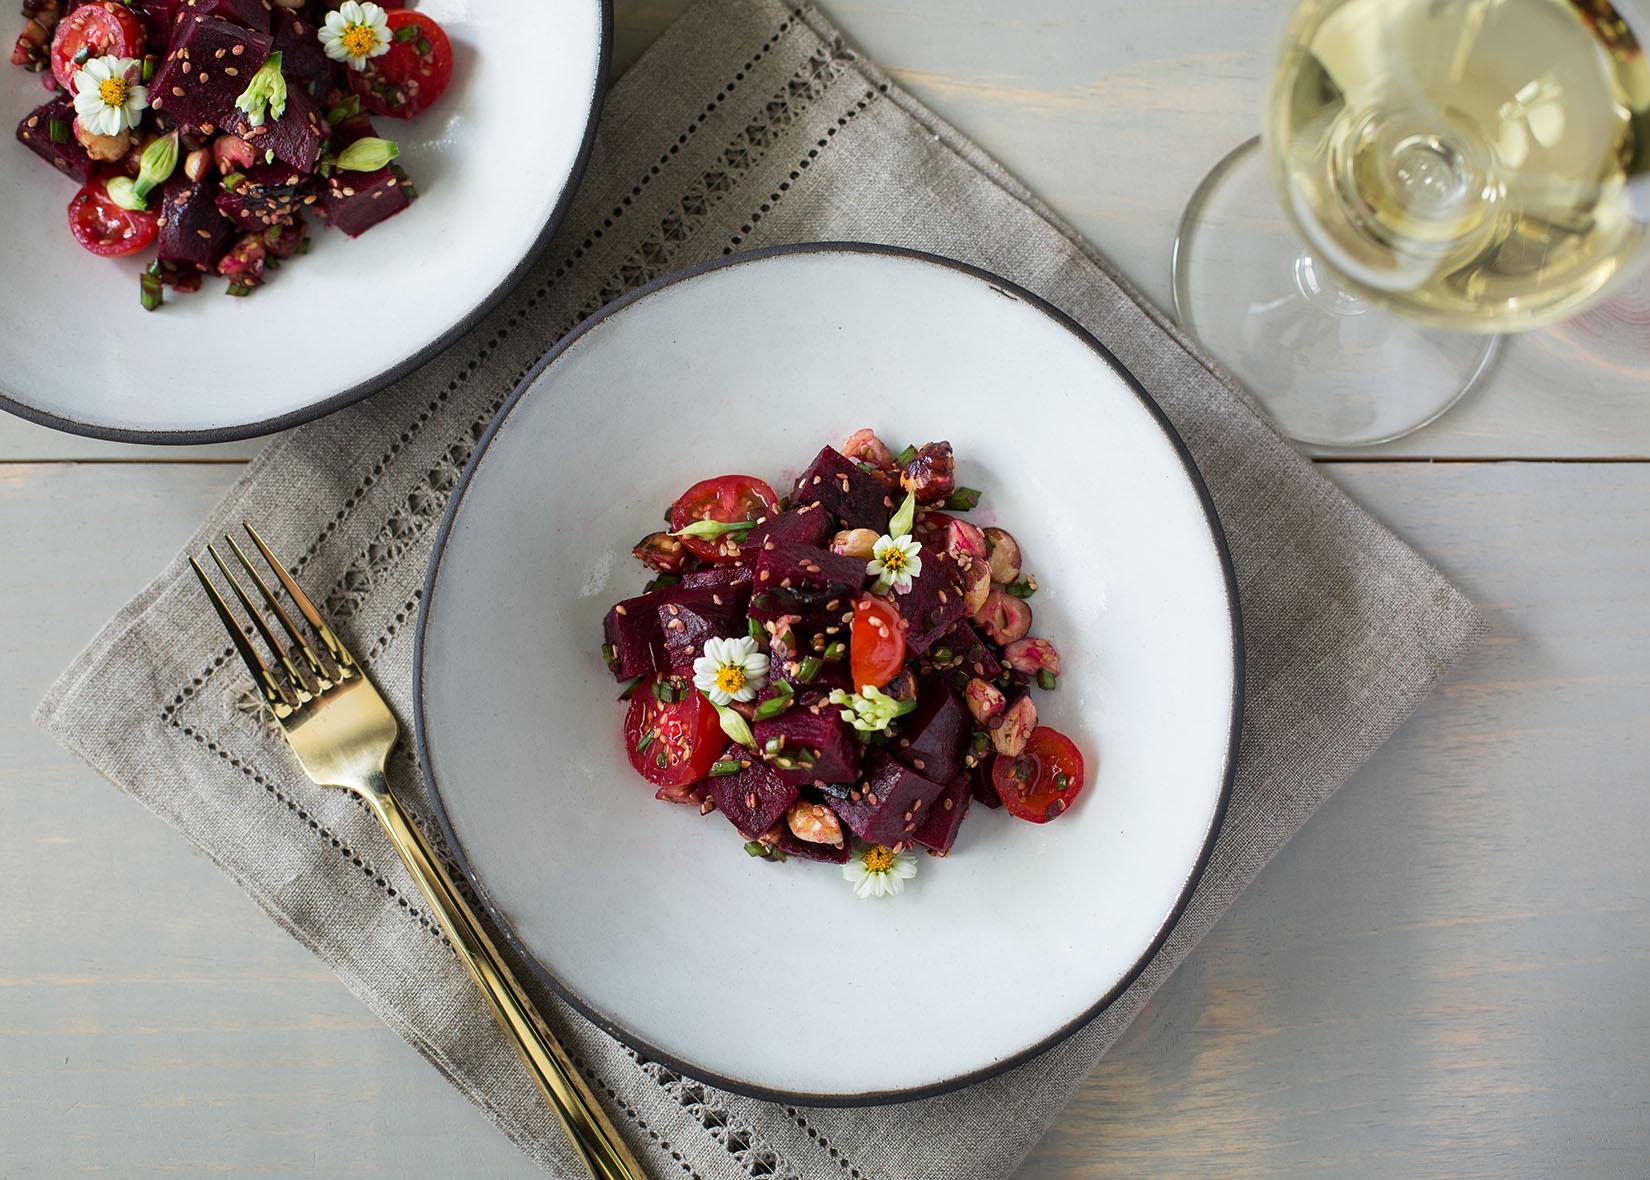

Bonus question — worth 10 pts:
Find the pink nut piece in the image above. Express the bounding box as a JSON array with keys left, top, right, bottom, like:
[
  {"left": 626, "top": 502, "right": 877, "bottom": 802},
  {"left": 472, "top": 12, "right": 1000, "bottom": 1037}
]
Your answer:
[
  {"left": 965, "top": 677, "right": 1005, "bottom": 723},
  {"left": 988, "top": 695, "right": 1038, "bottom": 757},
  {"left": 974, "top": 586, "right": 1032, "bottom": 645},
  {"left": 1002, "top": 637, "right": 1060, "bottom": 677},
  {"left": 983, "top": 527, "right": 1022, "bottom": 583}
]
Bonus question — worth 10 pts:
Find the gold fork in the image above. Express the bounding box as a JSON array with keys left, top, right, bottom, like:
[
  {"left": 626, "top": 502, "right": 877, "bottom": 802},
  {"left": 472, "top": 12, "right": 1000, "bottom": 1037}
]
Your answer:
[{"left": 191, "top": 521, "right": 646, "bottom": 1180}]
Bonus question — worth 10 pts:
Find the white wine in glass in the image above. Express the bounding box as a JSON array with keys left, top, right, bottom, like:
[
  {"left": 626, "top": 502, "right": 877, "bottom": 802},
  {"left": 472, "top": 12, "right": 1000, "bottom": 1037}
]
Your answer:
[{"left": 1173, "top": 0, "right": 1650, "bottom": 445}]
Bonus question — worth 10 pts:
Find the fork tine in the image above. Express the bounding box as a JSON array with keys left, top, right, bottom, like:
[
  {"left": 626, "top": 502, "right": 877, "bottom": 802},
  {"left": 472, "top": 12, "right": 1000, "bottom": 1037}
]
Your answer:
[
  {"left": 206, "top": 542, "right": 314, "bottom": 705},
  {"left": 241, "top": 521, "right": 357, "bottom": 676},
  {"left": 222, "top": 532, "right": 337, "bottom": 691},
  {"left": 189, "top": 555, "right": 301, "bottom": 713}
]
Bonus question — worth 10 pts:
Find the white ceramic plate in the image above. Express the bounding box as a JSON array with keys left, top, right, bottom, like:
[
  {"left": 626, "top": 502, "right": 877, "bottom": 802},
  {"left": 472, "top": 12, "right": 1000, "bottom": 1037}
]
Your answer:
[
  {"left": 0, "top": 0, "right": 608, "bottom": 442},
  {"left": 415, "top": 244, "right": 1241, "bottom": 1102}
]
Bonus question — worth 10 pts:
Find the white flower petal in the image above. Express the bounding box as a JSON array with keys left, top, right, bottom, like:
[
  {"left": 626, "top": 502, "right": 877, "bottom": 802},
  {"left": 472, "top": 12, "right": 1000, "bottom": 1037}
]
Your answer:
[
  {"left": 73, "top": 87, "right": 103, "bottom": 118},
  {"left": 338, "top": 0, "right": 366, "bottom": 24}
]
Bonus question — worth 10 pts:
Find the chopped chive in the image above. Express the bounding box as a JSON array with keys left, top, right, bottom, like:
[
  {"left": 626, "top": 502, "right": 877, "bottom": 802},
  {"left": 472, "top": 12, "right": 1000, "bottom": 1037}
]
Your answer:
[
  {"left": 414, "top": 36, "right": 431, "bottom": 54},
  {"left": 296, "top": 236, "right": 311, "bottom": 254},
  {"left": 1054, "top": 773, "right": 1069, "bottom": 791},
  {"left": 894, "top": 444, "right": 917, "bottom": 466},
  {"left": 822, "top": 640, "right": 846, "bottom": 662},
  {"left": 393, "top": 23, "right": 420, "bottom": 41},
  {"left": 1037, "top": 669, "right": 1057, "bottom": 691},
  {"left": 944, "top": 486, "right": 983, "bottom": 511},
  {"left": 744, "top": 840, "right": 786, "bottom": 861},
  {"left": 139, "top": 263, "right": 163, "bottom": 312},
  {"left": 636, "top": 729, "right": 655, "bottom": 753},
  {"left": 711, "top": 759, "right": 743, "bottom": 777},
  {"left": 753, "top": 684, "right": 793, "bottom": 720},
  {"left": 655, "top": 750, "right": 669, "bottom": 768},
  {"left": 651, "top": 678, "right": 671, "bottom": 702},
  {"left": 616, "top": 676, "right": 642, "bottom": 701},
  {"left": 600, "top": 641, "right": 618, "bottom": 668},
  {"left": 1005, "top": 580, "right": 1037, "bottom": 599},
  {"left": 796, "top": 656, "right": 822, "bottom": 682},
  {"left": 47, "top": 116, "right": 67, "bottom": 143},
  {"left": 643, "top": 572, "right": 681, "bottom": 593},
  {"left": 748, "top": 617, "right": 767, "bottom": 644},
  {"left": 220, "top": 171, "right": 245, "bottom": 191},
  {"left": 225, "top": 282, "right": 253, "bottom": 296},
  {"left": 141, "top": 55, "right": 156, "bottom": 81}
]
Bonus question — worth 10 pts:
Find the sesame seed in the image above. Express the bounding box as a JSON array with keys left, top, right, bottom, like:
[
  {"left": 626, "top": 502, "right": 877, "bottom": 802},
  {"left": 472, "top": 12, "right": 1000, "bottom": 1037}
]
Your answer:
[
  {"left": 224, "top": 66, "right": 237, "bottom": 76},
  {"left": 615, "top": 605, "right": 627, "bottom": 615}
]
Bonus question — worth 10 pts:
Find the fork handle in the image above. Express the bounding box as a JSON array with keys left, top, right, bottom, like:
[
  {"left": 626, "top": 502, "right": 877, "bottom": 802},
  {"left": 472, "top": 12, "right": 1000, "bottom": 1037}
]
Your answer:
[{"left": 362, "top": 771, "right": 648, "bottom": 1180}]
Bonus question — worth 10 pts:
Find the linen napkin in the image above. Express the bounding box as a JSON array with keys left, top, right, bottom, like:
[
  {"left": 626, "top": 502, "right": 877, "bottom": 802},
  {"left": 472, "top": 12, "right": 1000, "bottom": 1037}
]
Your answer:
[{"left": 35, "top": 1, "right": 1487, "bottom": 1176}]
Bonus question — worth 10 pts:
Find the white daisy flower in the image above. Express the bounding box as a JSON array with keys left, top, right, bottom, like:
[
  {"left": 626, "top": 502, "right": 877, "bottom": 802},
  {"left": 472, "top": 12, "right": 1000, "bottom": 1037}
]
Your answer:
[
  {"left": 867, "top": 533, "right": 922, "bottom": 595},
  {"left": 692, "top": 635, "right": 770, "bottom": 706},
  {"left": 842, "top": 842, "right": 918, "bottom": 899},
  {"left": 319, "top": 1, "right": 392, "bottom": 70},
  {"left": 71, "top": 56, "right": 147, "bottom": 137}
]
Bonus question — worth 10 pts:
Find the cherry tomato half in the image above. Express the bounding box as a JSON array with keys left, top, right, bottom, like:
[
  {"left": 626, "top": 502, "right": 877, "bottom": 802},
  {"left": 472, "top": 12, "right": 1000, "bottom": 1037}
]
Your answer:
[
  {"left": 849, "top": 594, "right": 905, "bottom": 691},
  {"left": 50, "top": 2, "right": 145, "bottom": 93},
  {"left": 67, "top": 173, "right": 158, "bottom": 257},
  {"left": 991, "top": 727, "right": 1085, "bottom": 823},
  {"left": 669, "top": 474, "right": 779, "bottom": 564},
  {"left": 624, "top": 673, "right": 724, "bottom": 789},
  {"left": 349, "top": 10, "right": 453, "bottom": 119}
]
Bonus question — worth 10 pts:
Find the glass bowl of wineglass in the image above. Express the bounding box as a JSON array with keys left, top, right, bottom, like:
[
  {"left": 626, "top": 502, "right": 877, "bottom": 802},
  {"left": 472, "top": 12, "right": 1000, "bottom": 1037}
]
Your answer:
[{"left": 1172, "top": 0, "right": 1650, "bottom": 446}]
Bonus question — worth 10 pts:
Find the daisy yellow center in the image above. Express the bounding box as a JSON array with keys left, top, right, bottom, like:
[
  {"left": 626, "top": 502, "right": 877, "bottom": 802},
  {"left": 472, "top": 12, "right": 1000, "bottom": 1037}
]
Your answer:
[
  {"left": 98, "top": 76, "right": 129, "bottom": 108},
  {"left": 860, "top": 845, "right": 895, "bottom": 873},
  {"left": 340, "top": 23, "right": 377, "bottom": 57},
  {"left": 882, "top": 548, "right": 908, "bottom": 571},
  {"left": 713, "top": 664, "right": 746, "bottom": 695}
]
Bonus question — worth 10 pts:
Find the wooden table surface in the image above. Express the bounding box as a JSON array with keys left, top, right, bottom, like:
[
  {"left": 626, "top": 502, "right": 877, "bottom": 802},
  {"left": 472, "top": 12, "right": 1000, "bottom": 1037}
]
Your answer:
[{"left": 4, "top": 2, "right": 1648, "bottom": 1177}]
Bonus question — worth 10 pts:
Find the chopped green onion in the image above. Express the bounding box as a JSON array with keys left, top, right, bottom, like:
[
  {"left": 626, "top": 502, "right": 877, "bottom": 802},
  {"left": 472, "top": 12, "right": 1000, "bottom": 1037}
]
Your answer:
[
  {"left": 753, "top": 683, "right": 793, "bottom": 721},
  {"left": 220, "top": 171, "right": 245, "bottom": 192},
  {"left": 324, "top": 95, "right": 361, "bottom": 125},
  {"left": 393, "top": 22, "right": 421, "bottom": 41},
  {"left": 655, "top": 750, "right": 669, "bottom": 768},
  {"left": 822, "top": 640, "right": 846, "bottom": 662},
  {"left": 414, "top": 36, "right": 431, "bottom": 54},
  {"left": 894, "top": 444, "right": 917, "bottom": 466},
  {"left": 711, "top": 759, "right": 743, "bottom": 777},
  {"left": 139, "top": 263, "right": 163, "bottom": 312},
  {"left": 615, "top": 676, "right": 642, "bottom": 701},
  {"left": 744, "top": 840, "right": 787, "bottom": 861},
  {"left": 1037, "top": 669, "right": 1057, "bottom": 691},
  {"left": 47, "top": 116, "right": 67, "bottom": 144},
  {"left": 1054, "top": 773, "right": 1069, "bottom": 791},
  {"left": 944, "top": 486, "right": 983, "bottom": 511},
  {"left": 1004, "top": 580, "right": 1037, "bottom": 599},
  {"left": 141, "top": 55, "right": 156, "bottom": 82},
  {"left": 643, "top": 572, "right": 682, "bottom": 593},
  {"left": 748, "top": 617, "right": 767, "bottom": 644},
  {"left": 635, "top": 729, "right": 655, "bottom": 753},
  {"left": 796, "top": 656, "right": 822, "bottom": 682},
  {"left": 225, "top": 282, "right": 253, "bottom": 297},
  {"left": 295, "top": 237, "right": 311, "bottom": 255},
  {"left": 600, "top": 642, "right": 618, "bottom": 669}
]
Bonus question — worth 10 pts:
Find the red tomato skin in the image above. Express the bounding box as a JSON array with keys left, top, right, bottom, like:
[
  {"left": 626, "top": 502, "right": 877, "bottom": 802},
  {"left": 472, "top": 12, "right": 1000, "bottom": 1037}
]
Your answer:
[
  {"left": 50, "top": 3, "right": 145, "bottom": 93},
  {"left": 67, "top": 173, "right": 158, "bottom": 257},
  {"left": 849, "top": 595, "right": 905, "bottom": 691},
  {"left": 668, "top": 474, "right": 780, "bottom": 564},
  {"left": 348, "top": 10, "right": 453, "bottom": 119},
  {"left": 991, "top": 727, "right": 1085, "bottom": 823},
  {"left": 623, "top": 675, "right": 723, "bottom": 788}
]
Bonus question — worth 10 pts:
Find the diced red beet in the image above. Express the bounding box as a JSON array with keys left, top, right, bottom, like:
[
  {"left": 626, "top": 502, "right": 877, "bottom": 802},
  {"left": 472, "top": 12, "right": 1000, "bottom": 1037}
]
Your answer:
[
  {"left": 750, "top": 538, "right": 864, "bottom": 598},
  {"left": 167, "top": 0, "right": 271, "bottom": 38},
  {"left": 149, "top": 18, "right": 274, "bottom": 134},
  {"left": 892, "top": 554, "right": 966, "bottom": 656},
  {"left": 775, "top": 822, "right": 850, "bottom": 863},
  {"left": 213, "top": 162, "right": 310, "bottom": 230},
  {"left": 706, "top": 747, "right": 798, "bottom": 841},
  {"left": 603, "top": 593, "right": 666, "bottom": 679},
  {"left": 830, "top": 748, "right": 951, "bottom": 849},
  {"left": 912, "top": 771, "right": 972, "bottom": 854},
  {"left": 969, "top": 759, "right": 1002, "bottom": 808},
  {"left": 889, "top": 679, "right": 969, "bottom": 784},
  {"left": 657, "top": 584, "right": 751, "bottom": 669},
  {"left": 743, "top": 502, "right": 832, "bottom": 553},
  {"left": 14, "top": 97, "right": 97, "bottom": 183},
  {"left": 790, "top": 446, "right": 897, "bottom": 532},
  {"left": 155, "top": 178, "right": 236, "bottom": 272},
  {"left": 319, "top": 161, "right": 409, "bottom": 237},
  {"left": 753, "top": 693, "right": 860, "bottom": 788},
  {"left": 222, "top": 81, "right": 327, "bottom": 171},
  {"left": 140, "top": 0, "right": 185, "bottom": 43},
  {"left": 679, "top": 566, "right": 753, "bottom": 592},
  {"left": 270, "top": 6, "right": 332, "bottom": 81}
]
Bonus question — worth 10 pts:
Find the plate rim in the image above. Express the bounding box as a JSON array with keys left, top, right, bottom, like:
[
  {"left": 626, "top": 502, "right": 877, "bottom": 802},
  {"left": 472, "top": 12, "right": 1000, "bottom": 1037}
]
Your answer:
[
  {"left": 411, "top": 241, "right": 1245, "bottom": 1105},
  {"left": 0, "top": 0, "right": 613, "bottom": 445}
]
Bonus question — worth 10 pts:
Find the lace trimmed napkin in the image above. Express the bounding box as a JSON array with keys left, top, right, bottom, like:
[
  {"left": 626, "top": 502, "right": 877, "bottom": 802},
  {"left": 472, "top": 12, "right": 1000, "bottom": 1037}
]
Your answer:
[{"left": 35, "top": 1, "right": 1487, "bottom": 1176}]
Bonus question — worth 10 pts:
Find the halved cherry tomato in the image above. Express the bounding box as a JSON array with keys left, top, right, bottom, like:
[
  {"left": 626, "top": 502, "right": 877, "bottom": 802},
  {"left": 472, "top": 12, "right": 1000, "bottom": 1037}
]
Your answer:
[
  {"left": 623, "top": 673, "right": 724, "bottom": 789},
  {"left": 349, "top": 9, "right": 453, "bottom": 119},
  {"left": 849, "top": 595, "right": 905, "bottom": 691},
  {"left": 50, "top": 2, "right": 145, "bottom": 93},
  {"left": 67, "top": 173, "right": 158, "bottom": 257},
  {"left": 668, "top": 474, "right": 779, "bottom": 564},
  {"left": 991, "top": 727, "right": 1085, "bottom": 823}
]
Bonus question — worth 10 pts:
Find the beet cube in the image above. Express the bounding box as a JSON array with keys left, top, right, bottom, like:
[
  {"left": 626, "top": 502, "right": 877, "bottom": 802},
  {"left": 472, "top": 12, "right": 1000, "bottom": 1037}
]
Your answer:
[
  {"left": 830, "top": 748, "right": 951, "bottom": 849},
  {"left": 707, "top": 747, "right": 798, "bottom": 841},
  {"left": 934, "top": 618, "right": 1002, "bottom": 681},
  {"left": 889, "top": 679, "right": 969, "bottom": 784},
  {"left": 270, "top": 6, "right": 332, "bottom": 80},
  {"left": 893, "top": 553, "right": 966, "bottom": 656},
  {"left": 753, "top": 694, "right": 860, "bottom": 788},
  {"left": 320, "top": 163, "right": 409, "bottom": 236},
  {"left": 213, "top": 162, "right": 310, "bottom": 230},
  {"left": 679, "top": 566, "right": 753, "bottom": 592},
  {"left": 970, "top": 759, "right": 1002, "bottom": 808},
  {"left": 775, "top": 820, "right": 851, "bottom": 864},
  {"left": 790, "top": 446, "right": 897, "bottom": 532},
  {"left": 912, "top": 771, "right": 972, "bottom": 855},
  {"left": 658, "top": 585, "right": 750, "bottom": 669},
  {"left": 603, "top": 593, "right": 666, "bottom": 679},
  {"left": 168, "top": 0, "right": 272, "bottom": 37},
  {"left": 155, "top": 179, "right": 237, "bottom": 272},
  {"left": 750, "top": 538, "right": 864, "bottom": 597},
  {"left": 222, "top": 82, "right": 327, "bottom": 171},
  {"left": 15, "top": 98, "right": 97, "bottom": 184},
  {"left": 149, "top": 18, "right": 274, "bottom": 134},
  {"left": 743, "top": 503, "right": 832, "bottom": 553}
]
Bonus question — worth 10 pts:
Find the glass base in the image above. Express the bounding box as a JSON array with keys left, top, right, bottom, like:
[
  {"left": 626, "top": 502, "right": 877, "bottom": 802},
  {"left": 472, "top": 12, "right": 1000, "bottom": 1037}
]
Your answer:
[{"left": 1171, "top": 138, "right": 1502, "bottom": 447}]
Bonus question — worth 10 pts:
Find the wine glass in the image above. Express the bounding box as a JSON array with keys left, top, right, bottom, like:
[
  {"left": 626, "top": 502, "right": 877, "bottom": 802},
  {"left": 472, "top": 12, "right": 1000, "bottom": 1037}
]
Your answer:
[{"left": 1172, "top": 0, "right": 1650, "bottom": 446}]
